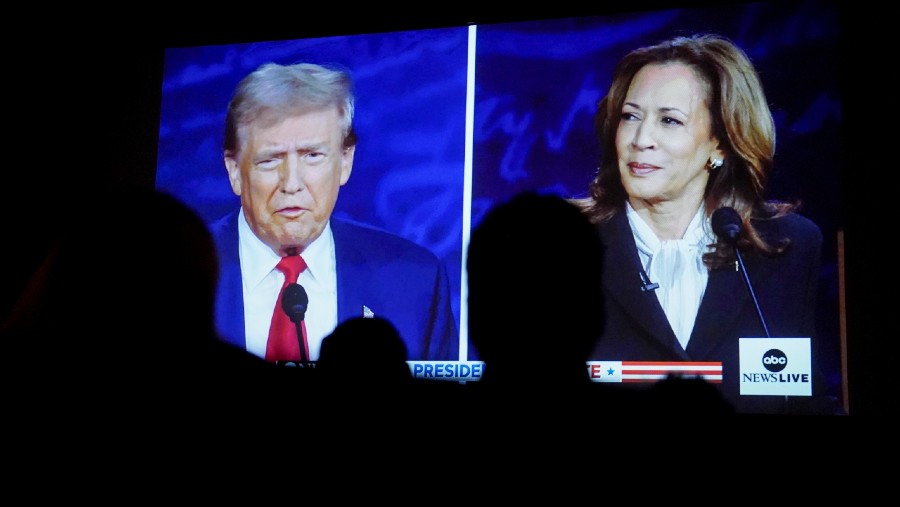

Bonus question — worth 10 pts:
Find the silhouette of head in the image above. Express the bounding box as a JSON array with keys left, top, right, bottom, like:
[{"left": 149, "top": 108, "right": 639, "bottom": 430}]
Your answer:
[
  {"left": 3, "top": 186, "right": 223, "bottom": 362},
  {"left": 466, "top": 191, "right": 605, "bottom": 385},
  {"left": 317, "top": 316, "right": 412, "bottom": 385}
]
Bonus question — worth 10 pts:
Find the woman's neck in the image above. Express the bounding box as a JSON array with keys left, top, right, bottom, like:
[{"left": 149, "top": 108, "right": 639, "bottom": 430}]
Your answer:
[{"left": 629, "top": 197, "right": 703, "bottom": 240}]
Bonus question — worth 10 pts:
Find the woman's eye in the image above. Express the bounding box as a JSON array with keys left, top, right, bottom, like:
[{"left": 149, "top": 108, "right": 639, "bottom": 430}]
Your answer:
[{"left": 662, "top": 116, "right": 684, "bottom": 126}]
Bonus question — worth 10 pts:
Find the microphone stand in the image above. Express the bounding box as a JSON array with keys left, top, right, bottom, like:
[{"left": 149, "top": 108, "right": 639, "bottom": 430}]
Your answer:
[
  {"left": 733, "top": 247, "right": 770, "bottom": 338},
  {"left": 292, "top": 319, "right": 309, "bottom": 363},
  {"left": 733, "top": 244, "right": 788, "bottom": 412}
]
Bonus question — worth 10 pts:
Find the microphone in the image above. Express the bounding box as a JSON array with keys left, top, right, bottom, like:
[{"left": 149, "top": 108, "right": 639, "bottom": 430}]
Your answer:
[
  {"left": 639, "top": 268, "right": 659, "bottom": 292},
  {"left": 281, "top": 282, "right": 310, "bottom": 363},
  {"left": 711, "top": 207, "right": 770, "bottom": 338},
  {"left": 282, "top": 283, "right": 308, "bottom": 324},
  {"left": 711, "top": 206, "right": 742, "bottom": 244}
]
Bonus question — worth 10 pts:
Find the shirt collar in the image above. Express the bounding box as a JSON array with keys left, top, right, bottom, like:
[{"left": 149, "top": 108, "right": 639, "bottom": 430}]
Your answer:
[
  {"left": 237, "top": 207, "right": 335, "bottom": 289},
  {"left": 627, "top": 201, "right": 713, "bottom": 257}
]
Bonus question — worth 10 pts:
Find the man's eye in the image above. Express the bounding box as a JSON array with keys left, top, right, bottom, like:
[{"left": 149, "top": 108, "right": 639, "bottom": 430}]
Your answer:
[{"left": 256, "top": 159, "right": 280, "bottom": 170}]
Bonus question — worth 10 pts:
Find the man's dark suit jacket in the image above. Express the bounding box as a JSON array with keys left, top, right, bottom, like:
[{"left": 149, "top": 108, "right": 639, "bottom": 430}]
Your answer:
[
  {"left": 209, "top": 209, "right": 459, "bottom": 361},
  {"left": 589, "top": 210, "right": 844, "bottom": 415}
]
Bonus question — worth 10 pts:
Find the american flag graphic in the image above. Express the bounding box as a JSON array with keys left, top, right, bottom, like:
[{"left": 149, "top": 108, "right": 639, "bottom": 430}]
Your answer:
[{"left": 587, "top": 361, "right": 723, "bottom": 383}]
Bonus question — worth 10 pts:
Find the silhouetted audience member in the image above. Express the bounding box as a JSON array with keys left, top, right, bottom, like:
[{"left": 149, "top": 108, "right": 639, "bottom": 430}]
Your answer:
[
  {"left": 316, "top": 316, "right": 413, "bottom": 386},
  {"left": 465, "top": 191, "right": 732, "bottom": 426},
  {"left": 313, "top": 315, "right": 444, "bottom": 423},
  {"left": 467, "top": 192, "right": 605, "bottom": 388},
  {"left": 646, "top": 375, "right": 735, "bottom": 415},
  {"left": 466, "top": 191, "right": 630, "bottom": 425},
  {"left": 2, "top": 186, "right": 287, "bottom": 417}
]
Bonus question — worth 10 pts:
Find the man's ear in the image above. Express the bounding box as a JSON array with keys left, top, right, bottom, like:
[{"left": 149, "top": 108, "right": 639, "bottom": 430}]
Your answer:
[
  {"left": 224, "top": 154, "right": 242, "bottom": 196},
  {"left": 339, "top": 145, "right": 355, "bottom": 185}
]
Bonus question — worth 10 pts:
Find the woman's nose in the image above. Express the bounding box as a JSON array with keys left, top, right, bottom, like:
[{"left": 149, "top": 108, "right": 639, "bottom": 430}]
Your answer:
[{"left": 631, "top": 122, "right": 656, "bottom": 150}]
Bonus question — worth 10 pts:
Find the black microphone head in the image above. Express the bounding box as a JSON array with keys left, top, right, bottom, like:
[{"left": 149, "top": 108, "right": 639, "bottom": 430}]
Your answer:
[
  {"left": 281, "top": 283, "right": 309, "bottom": 323},
  {"left": 711, "top": 206, "right": 742, "bottom": 243}
]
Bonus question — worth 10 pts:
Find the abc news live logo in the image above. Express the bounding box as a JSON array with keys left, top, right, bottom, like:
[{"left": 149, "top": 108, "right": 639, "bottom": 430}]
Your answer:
[{"left": 739, "top": 338, "right": 812, "bottom": 396}]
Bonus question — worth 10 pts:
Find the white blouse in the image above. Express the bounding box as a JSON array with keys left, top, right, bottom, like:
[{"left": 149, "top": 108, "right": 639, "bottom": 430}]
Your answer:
[{"left": 627, "top": 202, "right": 716, "bottom": 350}]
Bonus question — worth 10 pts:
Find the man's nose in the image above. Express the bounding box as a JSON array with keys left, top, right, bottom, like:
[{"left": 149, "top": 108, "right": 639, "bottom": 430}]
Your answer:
[{"left": 281, "top": 156, "right": 305, "bottom": 193}]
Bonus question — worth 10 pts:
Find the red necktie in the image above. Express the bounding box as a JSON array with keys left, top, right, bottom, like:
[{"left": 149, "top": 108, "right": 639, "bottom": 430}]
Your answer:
[{"left": 265, "top": 255, "right": 309, "bottom": 363}]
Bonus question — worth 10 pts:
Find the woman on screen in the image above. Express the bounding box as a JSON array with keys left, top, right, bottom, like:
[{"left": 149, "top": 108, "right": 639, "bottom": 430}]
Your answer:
[{"left": 578, "top": 33, "right": 844, "bottom": 414}]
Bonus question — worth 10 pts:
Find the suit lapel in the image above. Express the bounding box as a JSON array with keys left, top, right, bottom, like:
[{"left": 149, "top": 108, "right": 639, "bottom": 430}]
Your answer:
[
  {"left": 212, "top": 209, "right": 247, "bottom": 349},
  {"left": 331, "top": 219, "right": 375, "bottom": 322},
  {"left": 687, "top": 250, "right": 775, "bottom": 359},
  {"left": 687, "top": 264, "right": 745, "bottom": 359},
  {"left": 600, "top": 214, "right": 690, "bottom": 360}
]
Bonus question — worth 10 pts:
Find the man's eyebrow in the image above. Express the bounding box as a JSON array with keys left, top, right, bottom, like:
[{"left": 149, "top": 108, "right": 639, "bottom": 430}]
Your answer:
[{"left": 253, "top": 147, "right": 287, "bottom": 159}]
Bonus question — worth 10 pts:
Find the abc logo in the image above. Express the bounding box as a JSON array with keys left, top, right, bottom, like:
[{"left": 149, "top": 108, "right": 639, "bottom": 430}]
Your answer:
[{"left": 762, "top": 349, "right": 787, "bottom": 372}]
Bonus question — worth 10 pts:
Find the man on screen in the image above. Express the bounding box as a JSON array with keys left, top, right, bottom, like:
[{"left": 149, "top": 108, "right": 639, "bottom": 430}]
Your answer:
[{"left": 211, "top": 61, "right": 458, "bottom": 363}]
